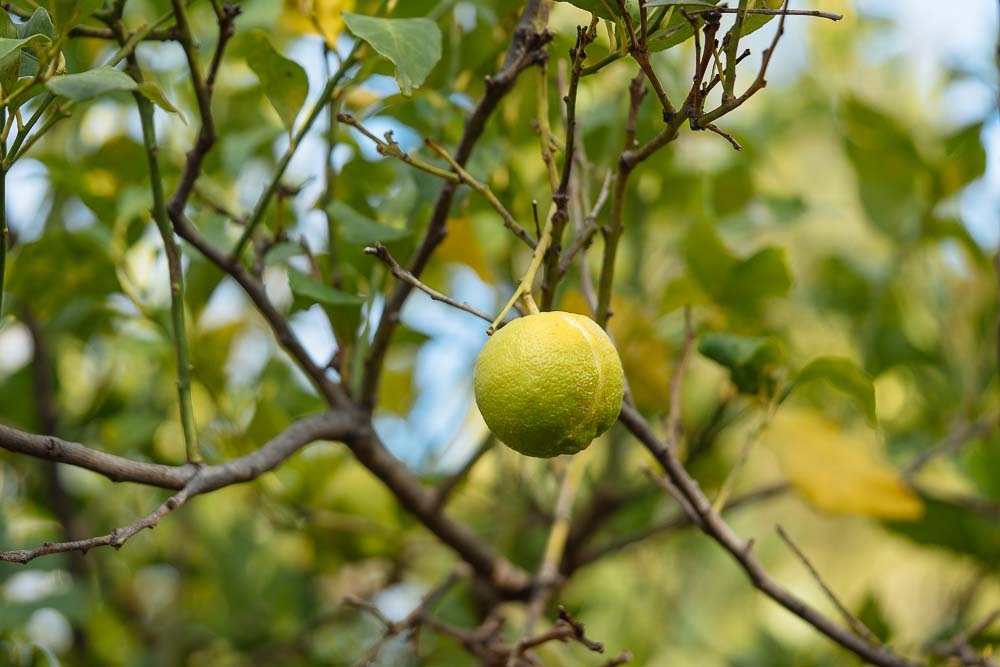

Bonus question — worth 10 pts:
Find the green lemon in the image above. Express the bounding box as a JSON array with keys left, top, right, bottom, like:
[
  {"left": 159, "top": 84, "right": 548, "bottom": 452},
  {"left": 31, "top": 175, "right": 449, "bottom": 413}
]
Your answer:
[{"left": 474, "top": 311, "right": 625, "bottom": 458}]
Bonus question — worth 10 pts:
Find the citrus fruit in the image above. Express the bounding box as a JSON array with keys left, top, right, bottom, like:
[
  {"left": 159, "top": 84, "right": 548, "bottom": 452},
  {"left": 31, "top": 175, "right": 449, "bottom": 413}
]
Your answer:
[{"left": 474, "top": 311, "right": 625, "bottom": 458}]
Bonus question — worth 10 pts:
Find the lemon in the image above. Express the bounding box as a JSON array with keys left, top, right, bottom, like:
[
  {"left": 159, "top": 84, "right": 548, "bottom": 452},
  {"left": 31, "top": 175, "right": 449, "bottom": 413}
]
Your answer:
[{"left": 474, "top": 311, "right": 625, "bottom": 458}]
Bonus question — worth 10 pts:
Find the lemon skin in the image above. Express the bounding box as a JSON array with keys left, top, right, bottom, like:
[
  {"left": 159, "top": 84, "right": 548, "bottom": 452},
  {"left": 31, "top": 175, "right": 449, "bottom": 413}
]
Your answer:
[{"left": 474, "top": 311, "right": 625, "bottom": 458}]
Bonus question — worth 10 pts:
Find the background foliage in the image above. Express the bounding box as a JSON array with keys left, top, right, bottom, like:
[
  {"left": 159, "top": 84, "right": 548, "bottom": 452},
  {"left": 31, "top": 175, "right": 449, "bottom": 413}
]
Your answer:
[{"left": 0, "top": 0, "right": 997, "bottom": 665}]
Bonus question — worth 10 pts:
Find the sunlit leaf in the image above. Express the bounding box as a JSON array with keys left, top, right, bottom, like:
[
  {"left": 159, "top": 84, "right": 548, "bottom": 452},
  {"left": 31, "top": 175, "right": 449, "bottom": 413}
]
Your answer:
[
  {"left": 280, "top": 0, "right": 355, "bottom": 46},
  {"left": 342, "top": 13, "right": 442, "bottom": 96},
  {"left": 237, "top": 29, "right": 309, "bottom": 131},
  {"left": 136, "top": 82, "right": 187, "bottom": 123},
  {"left": 328, "top": 201, "right": 409, "bottom": 245},
  {"left": 46, "top": 66, "right": 136, "bottom": 100},
  {"left": 288, "top": 269, "right": 366, "bottom": 307}
]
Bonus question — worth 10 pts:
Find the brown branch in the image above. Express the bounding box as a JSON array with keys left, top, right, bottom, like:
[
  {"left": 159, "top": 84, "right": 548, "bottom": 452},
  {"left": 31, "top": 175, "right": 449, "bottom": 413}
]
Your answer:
[
  {"left": 360, "top": 1, "right": 553, "bottom": 409},
  {"left": 169, "top": 213, "right": 349, "bottom": 408},
  {"left": 523, "top": 458, "right": 586, "bottom": 635},
  {"left": 620, "top": 403, "right": 924, "bottom": 667},
  {"left": 933, "top": 607, "right": 1000, "bottom": 667},
  {"left": 566, "top": 483, "right": 788, "bottom": 573},
  {"left": 541, "top": 22, "right": 597, "bottom": 310},
  {"left": 365, "top": 242, "right": 494, "bottom": 323},
  {"left": 166, "top": 2, "right": 240, "bottom": 222},
  {"left": 424, "top": 137, "right": 536, "bottom": 248},
  {"left": 689, "top": 7, "right": 843, "bottom": 21},
  {"left": 345, "top": 565, "right": 472, "bottom": 666},
  {"left": 558, "top": 168, "right": 611, "bottom": 275},
  {"left": 0, "top": 411, "right": 361, "bottom": 492},
  {"left": 0, "top": 474, "right": 201, "bottom": 564},
  {"left": 905, "top": 418, "right": 995, "bottom": 478},
  {"left": 695, "top": 0, "right": 790, "bottom": 127},
  {"left": 510, "top": 607, "right": 616, "bottom": 666}
]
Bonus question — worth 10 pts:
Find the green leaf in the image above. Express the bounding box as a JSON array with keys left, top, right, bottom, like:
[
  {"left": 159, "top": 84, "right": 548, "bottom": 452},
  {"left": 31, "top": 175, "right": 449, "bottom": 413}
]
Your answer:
[
  {"left": 14, "top": 9, "right": 54, "bottom": 79},
  {"left": 937, "top": 122, "right": 986, "bottom": 198},
  {"left": 18, "top": 8, "right": 56, "bottom": 41},
  {"left": 47, "top": 0, "right": 103, "bottom": 34},
  {"left": 646, "top": 0, "right": 716, "bottom": 7},
  {"left": 554, "top": 0, "right": 638, "bottom": 21},
  {"left": 734, "top": 0, "right": 786, "bottom": 41},
  {"left": 328, "top": 201, "right": 409, "bottom": 245},
  {"left": 136, "top": 81, "right": 187, "bottom": 124},
  {"left": 684, "top": 220, "right": 737, "bottom": 301},
  {"left": 45, "top": 66, "right": 137, "bottom": 100},
  {"left": 792, "top": 356, "right": 877, "bottom": 426},
  {"left": 0, "top": 12, "right": 20, "bottom": 97},
  {"left": 683, "top": 220, "right": 791, "bottom": 317},
  {"left": 238, "top": 29, "right": 308, "bottom": 131},
  {"left": 841, "top": 98, "right": 929, "bottom": 239},
  {"left": 342, "top": 13, "right": 442, "bottom": 96},
  {"left": 646, "top": 1, "right": 721, "bottom": 52},
  {"left": 721, "top": 246, "right": 792, "bottom": 307},
  {"left": 699, "top": 332, "right": 785, "bottom": 394},
  {"left": 288, "top": 269, "right": 366, "bottom": 307}
]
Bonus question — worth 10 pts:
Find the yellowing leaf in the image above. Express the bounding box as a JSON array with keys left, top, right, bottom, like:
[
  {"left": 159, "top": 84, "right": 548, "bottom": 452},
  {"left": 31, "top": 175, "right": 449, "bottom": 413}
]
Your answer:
[
  {"left": 763, "top": 410, "right": 923, "bottom": 520},
  {"left": 281, "top": 0, "right": 355, "bottom": 46}
]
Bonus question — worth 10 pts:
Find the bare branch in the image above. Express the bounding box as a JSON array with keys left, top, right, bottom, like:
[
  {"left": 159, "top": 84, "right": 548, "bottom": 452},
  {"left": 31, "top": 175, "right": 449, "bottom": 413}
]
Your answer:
[
  {"left": 933, "top": 607, "right": 1000, "bottom": 667},
  {"left": 567, "top": 483, "right": 788, "bottom": 573},
  {"left": 360, "top": 2, "right": 553, "bottom": 408},
  {"left": 0, "top": 474, "right": 201, "bottom": 564},
  {"left": 689, "top": 7, "right": 842, "bottom": 21},
  {"left": 620, "top": 403, "right": 923, "bottom": 667},
  {"left": 0, "top": 412, "right": 360, "bottom": 492},
  {"left": 365, "top": 242, "right": 495, "bottom": 324}
]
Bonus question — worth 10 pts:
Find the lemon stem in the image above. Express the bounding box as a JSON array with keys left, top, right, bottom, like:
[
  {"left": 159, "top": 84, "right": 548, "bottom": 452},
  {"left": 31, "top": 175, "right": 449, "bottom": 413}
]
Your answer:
[
  {"left": 488, "top": 202, "right": 556, "bottom": 333},
  {"left": 521, "top": 293, "right": 540, "bottom": 315}
]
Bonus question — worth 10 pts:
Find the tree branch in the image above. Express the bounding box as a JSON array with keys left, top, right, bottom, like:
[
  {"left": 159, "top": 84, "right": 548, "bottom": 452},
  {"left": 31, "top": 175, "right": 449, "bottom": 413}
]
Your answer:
[
  {"left": 360, "top": 1, "right": 553, "bottom": 408},
  {"left": 620, "top": 403, "right": 923, "bottom": 667},
  {"left": 365, "top": 242, "right": 494, "bottom": 323}
]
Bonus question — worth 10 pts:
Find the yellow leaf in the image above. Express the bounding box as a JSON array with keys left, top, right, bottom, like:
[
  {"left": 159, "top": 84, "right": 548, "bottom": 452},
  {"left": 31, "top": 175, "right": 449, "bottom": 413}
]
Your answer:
[
  {"left": 281, "top": 0, "right": 355, "bottom": 46},
  {"left": 763, "top": 410, "right": 923, "bottom": 520}
]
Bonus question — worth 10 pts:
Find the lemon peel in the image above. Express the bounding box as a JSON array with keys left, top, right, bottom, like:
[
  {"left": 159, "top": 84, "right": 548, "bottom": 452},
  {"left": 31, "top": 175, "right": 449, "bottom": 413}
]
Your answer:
[{"left": 474, "top": 311, "right": 625, "bottom": 458}]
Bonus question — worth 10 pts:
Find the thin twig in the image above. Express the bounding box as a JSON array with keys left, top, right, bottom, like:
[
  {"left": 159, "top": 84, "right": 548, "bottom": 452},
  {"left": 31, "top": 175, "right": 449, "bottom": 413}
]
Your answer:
[
  {"left": 667, "top": 308, "right": 695, "bottom": 448},
  {"left": 688, "top": 7, "right": 842, "bottom": 21},
  {"left": 360, "top": 4, "right": 552, "bottom": 407},
  {"left": 118, "top": 17, "right": 201, "bottom": 463},
  {"left": 1, "top": 474, "right": 202, "bottom": 563},
  {"left": 559, "top": 169, "right": 611, "bottom": 275},
  {"left": 424, "top": 137, "right": 536, "bottom": 248},
  {"left": 776, "top": 525, "right": 879, "bottom": 643},
  {"left": 621, "top": 404, "right": 923, "bottom": 667},
  {"left": 365, "top": 242, "right": 494, "bottom": 324}
]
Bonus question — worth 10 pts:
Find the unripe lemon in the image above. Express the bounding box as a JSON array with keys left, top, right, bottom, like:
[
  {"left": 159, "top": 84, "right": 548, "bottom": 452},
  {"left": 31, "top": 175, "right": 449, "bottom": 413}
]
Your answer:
[{"left": 474, "top": 311, "right": 625, "bottom": 458}]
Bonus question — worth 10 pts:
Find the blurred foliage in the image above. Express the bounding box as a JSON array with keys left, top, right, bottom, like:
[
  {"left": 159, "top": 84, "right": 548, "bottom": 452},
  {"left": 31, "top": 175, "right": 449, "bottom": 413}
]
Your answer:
[{"left": 0, "top": 0, "right": 997, "bottom": 665}]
